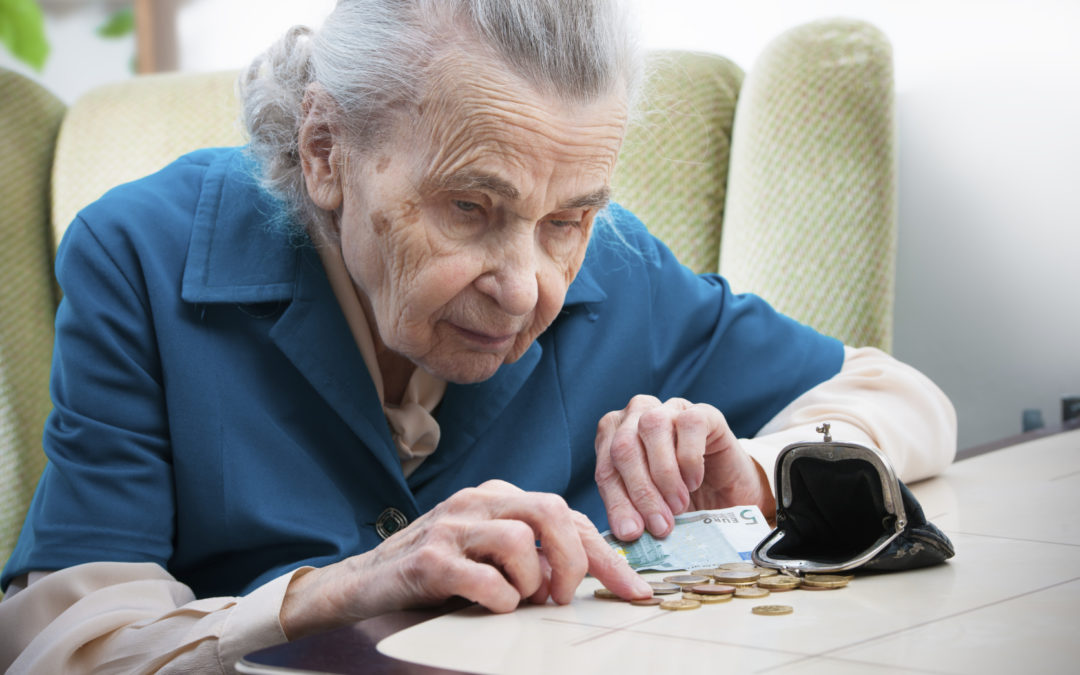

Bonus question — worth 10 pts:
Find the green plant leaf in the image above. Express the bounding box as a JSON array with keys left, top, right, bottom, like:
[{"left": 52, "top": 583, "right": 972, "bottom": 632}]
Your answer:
[
  {"left": 0, "top": 0, "right": 50, "bottom": 71},
  {"left": 97, "top": 7, "right": 134, "bottom": 39}
]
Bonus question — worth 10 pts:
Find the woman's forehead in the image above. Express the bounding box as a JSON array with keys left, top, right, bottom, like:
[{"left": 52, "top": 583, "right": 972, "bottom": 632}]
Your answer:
[{"left": 404, "top": 66, "right": 625, "bottom": 195}]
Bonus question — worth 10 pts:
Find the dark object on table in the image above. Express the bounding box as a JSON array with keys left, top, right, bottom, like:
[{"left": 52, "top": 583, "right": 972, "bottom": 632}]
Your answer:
[{"left": 753, "top": 423, "right": 955, "bottom": 574}]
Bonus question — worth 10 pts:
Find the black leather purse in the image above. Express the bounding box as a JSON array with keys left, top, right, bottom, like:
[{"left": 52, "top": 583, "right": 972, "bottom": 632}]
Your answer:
[{"left": 752, "top": 424, "right": 955, "bottom": 574}]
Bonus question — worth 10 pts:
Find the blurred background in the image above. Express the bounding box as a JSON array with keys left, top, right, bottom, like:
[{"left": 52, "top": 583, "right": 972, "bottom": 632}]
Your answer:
[{"left": 2, "top": 0, "right": 1077, "bottom": 451}]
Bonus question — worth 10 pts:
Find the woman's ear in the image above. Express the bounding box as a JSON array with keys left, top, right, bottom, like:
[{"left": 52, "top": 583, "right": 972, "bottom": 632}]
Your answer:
[{"left": 298, "top": 84, "right": 344, "bottom": 211}]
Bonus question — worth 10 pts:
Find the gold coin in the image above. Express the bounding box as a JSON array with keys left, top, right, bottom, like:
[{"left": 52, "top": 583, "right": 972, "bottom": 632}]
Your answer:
[
  {"left": 663, "top": 574, "right": 711, "bottom": 587},
  {"left": 800, "top": 574, "right": 850, "bottom": 589},
  {"left": 689, "top": 584, "right": 735, "bottom": 595},
  {"left": 754, "top": 567, "right": 780, "bottom": 578},
  {"left": 717, "top": 562, "right": 758, "bottom": 571},
  {"left": 752, "top": 604, "right": 794, "bottom": 616},
  {"left": 757, "top": 575, "right": 800, "bottom": 591},
  {"left": 630, "top": 596, "right": 665, "bottom": 606},
  {"left": 593, "top": 588, "right": 622, "bottom": 600},
  {"left": 660, "top": 598, "right": 701, "bottom": 611},
  {"left": 648, "top": 581, "right": 682, "bottom": 595},
  {"left": 683, "top": 591, "right": 732, "bottom": 604},
  {"left": 734, "top": 586, "right": 770, "bottom": 599},
  {"left": 712, "top": 570, "right": 761, "bottom": 584}
]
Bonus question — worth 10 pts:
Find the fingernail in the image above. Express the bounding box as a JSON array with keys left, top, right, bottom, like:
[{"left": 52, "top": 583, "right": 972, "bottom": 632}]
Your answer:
[
  {"left": 647, "top": 513, "right": 668, "bottom": 536},
  {"left": 617, "top": 519, "right": 637, "bottom": 540}
]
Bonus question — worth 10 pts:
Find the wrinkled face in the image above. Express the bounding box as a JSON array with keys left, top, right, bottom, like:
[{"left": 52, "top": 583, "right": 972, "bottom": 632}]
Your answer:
[{"left": 334, "top": 54, "right": 627, "bottom": 384}]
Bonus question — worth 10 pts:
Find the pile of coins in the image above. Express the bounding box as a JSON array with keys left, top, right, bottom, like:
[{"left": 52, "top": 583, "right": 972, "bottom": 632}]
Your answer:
[{"left": 593, "top": 562, "right": 853, "bottom": 616}]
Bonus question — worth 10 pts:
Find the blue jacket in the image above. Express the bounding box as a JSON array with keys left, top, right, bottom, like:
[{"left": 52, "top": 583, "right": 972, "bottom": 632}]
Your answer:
[{"left": 3, "top": 147, "right": 842, "bottom": 596}]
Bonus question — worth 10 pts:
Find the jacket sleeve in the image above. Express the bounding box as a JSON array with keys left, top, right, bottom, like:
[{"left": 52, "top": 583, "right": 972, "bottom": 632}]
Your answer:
[
  {"left": 740, "top": 346, "right": 958, "bottom": 489},
  {"left": 0, "top": 562, "right": 309, "bottom": 673}
]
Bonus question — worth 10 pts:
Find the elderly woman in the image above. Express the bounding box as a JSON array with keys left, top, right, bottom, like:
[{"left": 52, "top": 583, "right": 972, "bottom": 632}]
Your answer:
[{"left": 0, "top": 0, "right": 955, "bottom": 671}]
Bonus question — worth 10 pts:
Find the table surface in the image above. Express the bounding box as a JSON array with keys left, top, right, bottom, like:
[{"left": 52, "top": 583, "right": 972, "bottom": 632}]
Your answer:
[{"left": 238, "top": 428, "right": 1080, "bottom": 675}]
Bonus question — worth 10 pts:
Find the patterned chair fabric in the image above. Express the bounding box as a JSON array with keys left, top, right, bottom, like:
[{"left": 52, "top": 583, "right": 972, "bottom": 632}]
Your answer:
[
  {"left": 613, "top": 51, "right": 743, "bottom": 275},
  {"left": 720, "top": 19, "right": 897, "bottom": 349},
  {"left": 0, "top": 70, "right": 65, "bottom": 570},
  {"left": 0, "top": 18, "right": 897, "bottom": 578}
]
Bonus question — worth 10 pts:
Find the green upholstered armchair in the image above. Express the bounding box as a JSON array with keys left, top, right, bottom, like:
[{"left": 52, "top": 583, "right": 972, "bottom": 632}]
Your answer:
[{"left": 0, "top": 18, "right": 896, "bottom": 574}]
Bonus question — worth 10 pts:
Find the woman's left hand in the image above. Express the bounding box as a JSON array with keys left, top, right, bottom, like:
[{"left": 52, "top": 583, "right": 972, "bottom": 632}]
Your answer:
[{"left": 594, "top": 395, "right": 775, "bottom": 541}]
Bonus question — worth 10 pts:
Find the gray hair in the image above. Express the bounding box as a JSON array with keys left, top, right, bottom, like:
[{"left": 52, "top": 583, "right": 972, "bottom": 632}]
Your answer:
[{"left": 239, "top": 0, "right": 643, "bottom": 237}]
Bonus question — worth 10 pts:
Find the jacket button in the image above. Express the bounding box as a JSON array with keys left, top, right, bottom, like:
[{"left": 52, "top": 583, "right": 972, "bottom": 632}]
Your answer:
[{"left": 375, "top": 507, "right": 409, "bottom": 539}]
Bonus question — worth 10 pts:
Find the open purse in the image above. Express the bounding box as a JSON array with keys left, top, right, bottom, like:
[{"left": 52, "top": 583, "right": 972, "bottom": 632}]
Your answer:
[{"left": 752, "top": 424, "right": 955, "bottom": 574}]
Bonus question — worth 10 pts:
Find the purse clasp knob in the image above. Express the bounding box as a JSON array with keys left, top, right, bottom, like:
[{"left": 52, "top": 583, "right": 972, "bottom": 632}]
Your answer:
[{"left": 815, "top": 422, "right": 832, "bottom": 443}]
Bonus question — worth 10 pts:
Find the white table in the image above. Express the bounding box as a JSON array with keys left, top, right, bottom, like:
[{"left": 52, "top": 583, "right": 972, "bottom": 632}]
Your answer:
[{"left": 242, "top": 428, "right": 1080, "bottom": 674}]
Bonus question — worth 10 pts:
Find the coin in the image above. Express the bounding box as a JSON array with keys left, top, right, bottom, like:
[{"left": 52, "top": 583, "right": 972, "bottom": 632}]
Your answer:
[
  {"left": 757, "top": 575, "right": 800, "bottom": 591},
  {"left": 688, "top": 584, "right": 735, "bottom": 595},
  {"left": 752, "top": 604, "right": 794, "bottom": 616},
  {"left": 734, "top": 586, "right": 770, "bottom": 599},
  {"left": 683, "top": 591, "right": 732, "bottom": 604},
  {"left": 711, "top": 570, "right": 760, "bottom": 584},
  {"left": 717, "top": 562, "right": 758, "bottom": 571},
  {"left": 801, "top": 574, "right": 850, "bottom": 589},
  {"left": 660, "top": 598, "right": 701, "bottom": 611},
  {"left": 648, "top": 581, "right": 682, "bottom": 595},
  {"left": 630, "top": 596, "right": 665, "bottom": 606},
  {"left": 754, "top": 567, "right": 780, "bottom": 578},
  {"left": 593, "top": 588, "right": 621, "bottom": 600},
  {"left": 663, "top": 574, "right": 711, "bottom": 587}
]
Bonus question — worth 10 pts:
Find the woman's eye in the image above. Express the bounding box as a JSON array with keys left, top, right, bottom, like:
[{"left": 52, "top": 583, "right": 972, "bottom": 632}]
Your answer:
[
  {"left": 454, "top": 200, "right": 481, "bottom": 213},
  {"left": 548, "top": 218, "right": 581, "bottom": 229}
]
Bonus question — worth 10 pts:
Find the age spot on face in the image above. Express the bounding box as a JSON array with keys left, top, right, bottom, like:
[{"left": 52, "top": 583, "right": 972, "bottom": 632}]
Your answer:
[
  {"left": 375, "top": 155, "right": 391, "bottom": 174},
  {"left": 371, "top": 211, "right": 392, "bottom": 236}
]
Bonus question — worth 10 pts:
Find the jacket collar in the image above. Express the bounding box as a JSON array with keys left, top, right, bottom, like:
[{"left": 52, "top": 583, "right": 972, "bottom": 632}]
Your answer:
[{"left": 181, "top": 150, "right": 301, "bottom": 304}]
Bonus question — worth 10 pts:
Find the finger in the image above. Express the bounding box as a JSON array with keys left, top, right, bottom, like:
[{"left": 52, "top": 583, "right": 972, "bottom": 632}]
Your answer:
[
  {"left": 456, "top": 490, "right": 589, "bottom": 606},
  {"left": 440, "top": 557, "right": 524, "bottom": 614},
  {"left": 595, "top": 416, "right": 643, "bottom": 541},
  {"left": 608, "top": 412, "right": 673, "bottom": 537},
  {"left": 461, "top": 519, "right": 544, "bottom": 600},
  {"left": 573, "top": 512, "right": 653, "bottom": 601},
  {"left": 527, "top": 550, "right": 553, "bottom": 605},
  {"left": 638, "top": 406, "right": 691, "bottom": 515},
  {"left": 674, "top": 405, "right": 714, "bottom": 494}
]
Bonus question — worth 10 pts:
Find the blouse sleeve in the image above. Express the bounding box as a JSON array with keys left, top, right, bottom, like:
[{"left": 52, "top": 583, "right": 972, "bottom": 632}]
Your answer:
[
  {"left": 0, "top": 562, "right": 310, "bottom": 673},
  {"left": 740, "top": 346, "right": 958, "bottom": 489}
]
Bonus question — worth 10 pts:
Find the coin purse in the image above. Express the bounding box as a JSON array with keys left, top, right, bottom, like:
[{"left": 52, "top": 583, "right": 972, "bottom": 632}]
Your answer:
[{"left": 752, "top": 425, "right": 955, "bottom": 574}]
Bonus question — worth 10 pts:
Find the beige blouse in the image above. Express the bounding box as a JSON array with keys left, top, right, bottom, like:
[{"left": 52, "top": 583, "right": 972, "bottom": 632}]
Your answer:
[{"left": 0, "top": 342, "right": 957, "bottom": 675}]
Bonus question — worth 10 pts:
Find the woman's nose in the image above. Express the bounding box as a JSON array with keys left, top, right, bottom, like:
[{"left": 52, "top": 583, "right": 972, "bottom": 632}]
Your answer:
[{"left": 475, "top": 233, "right": 539, "bottom": 316}]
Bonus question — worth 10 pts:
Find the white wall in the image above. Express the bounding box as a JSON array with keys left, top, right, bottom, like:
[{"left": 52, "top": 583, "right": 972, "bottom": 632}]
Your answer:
[{"left": 9, "top": 0, "right": 1079, "bottom": 449}]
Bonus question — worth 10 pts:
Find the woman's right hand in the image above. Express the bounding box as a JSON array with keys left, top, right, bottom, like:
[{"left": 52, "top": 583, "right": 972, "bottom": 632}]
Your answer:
[{"left": 279, "top": 480, "right": 652, "bottom": 639}]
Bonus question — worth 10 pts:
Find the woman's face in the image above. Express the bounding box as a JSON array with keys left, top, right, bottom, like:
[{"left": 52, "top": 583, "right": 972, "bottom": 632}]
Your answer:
[{"left": 332, "top": 56, "right": 627, "bottom": 384}]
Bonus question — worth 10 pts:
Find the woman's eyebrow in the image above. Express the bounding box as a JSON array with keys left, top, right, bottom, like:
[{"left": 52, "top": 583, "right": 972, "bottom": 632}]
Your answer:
[
  {"left": 431, "top": 170, "right": 520, "bottom": 200},
  {"left": 559, "top": 187, "right": 610, "bottom": 210},
  {"left": 429, "top": 171, "right": 609, "bottom": 210}
]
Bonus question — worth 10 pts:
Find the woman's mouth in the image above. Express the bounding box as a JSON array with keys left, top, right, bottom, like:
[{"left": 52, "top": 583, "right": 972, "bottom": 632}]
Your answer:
[{"left": 451, "top": 324, "right": 517, "bottom": 350}]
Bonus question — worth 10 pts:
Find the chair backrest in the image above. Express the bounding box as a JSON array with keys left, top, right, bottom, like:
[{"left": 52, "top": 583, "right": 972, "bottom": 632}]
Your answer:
[
  {"left": 0, "top": 69, "right": 66, "bottom": 571},
  {"left": 720, "top": 19, "right": 897, "bottom": 350},
  {"left": 613, "top": 51, "right": 743, "bottom": 274},
  {"left": 51, "top": 70, "right": 247, "bottom": 246}
]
